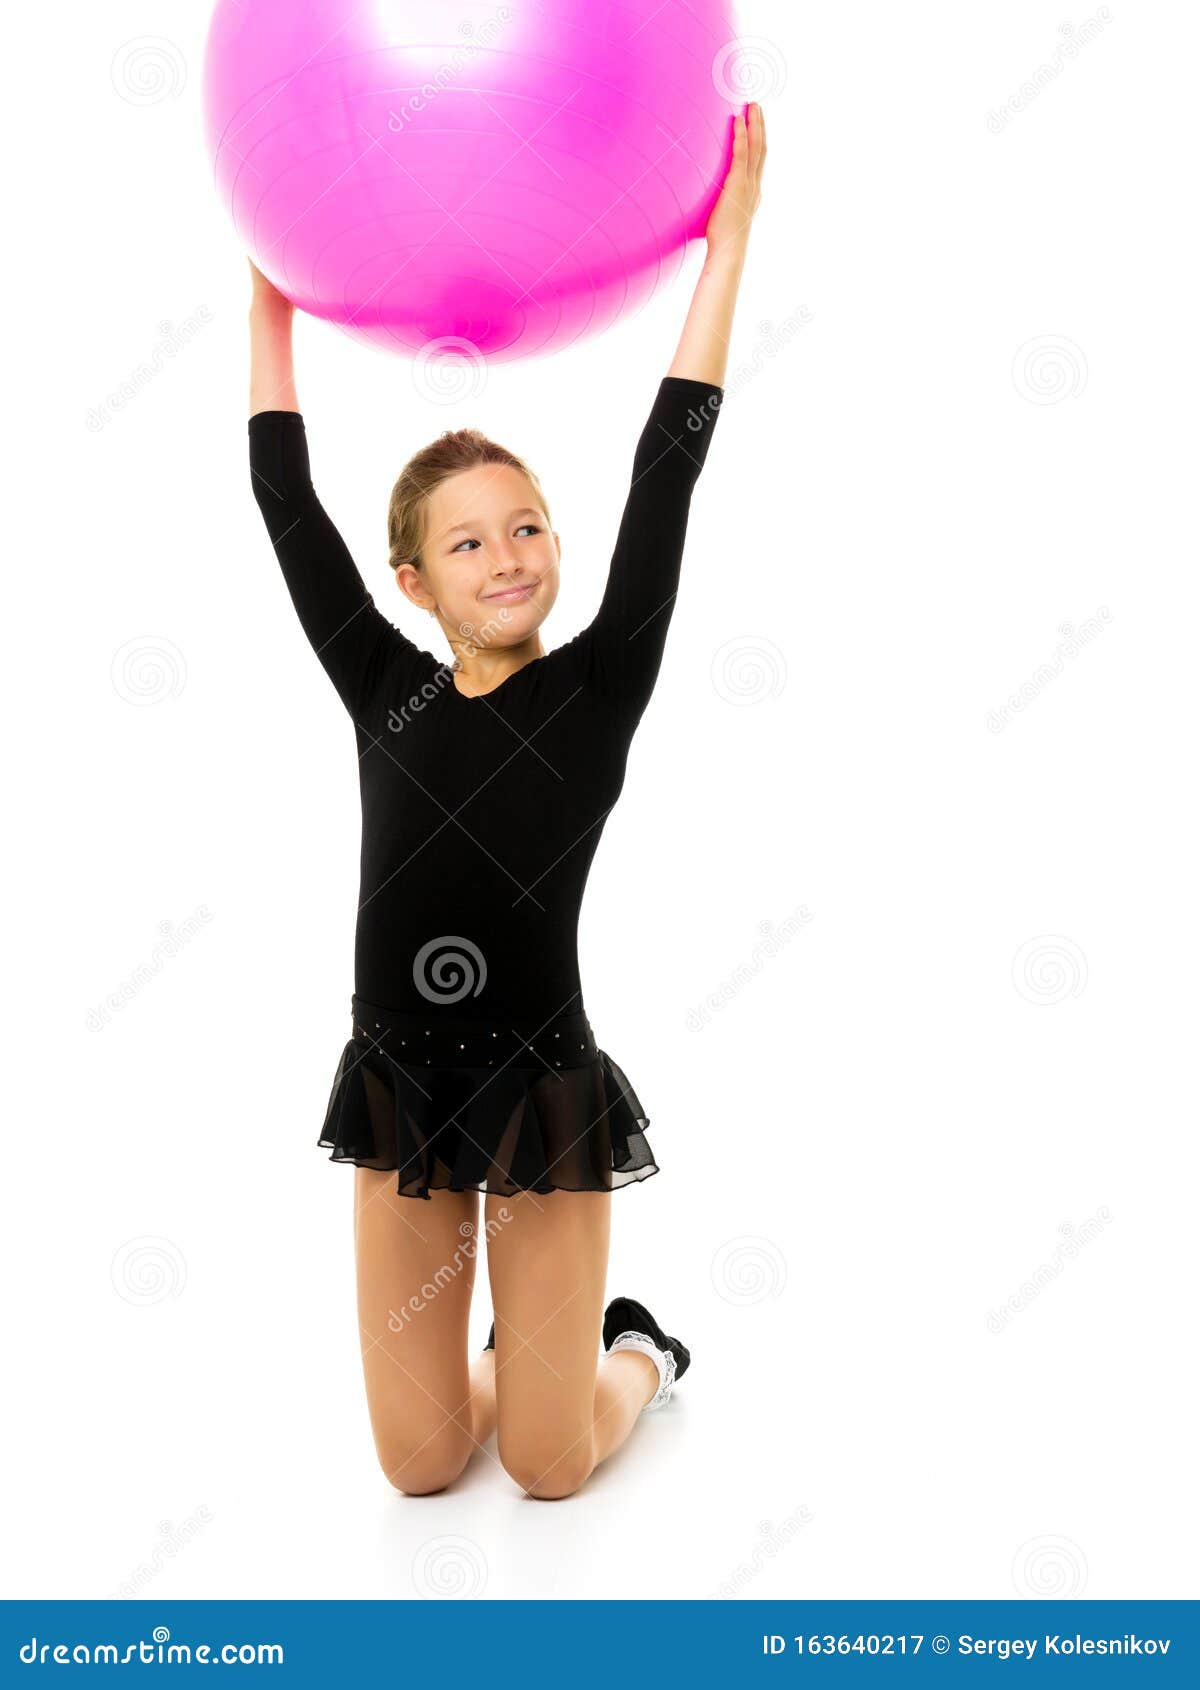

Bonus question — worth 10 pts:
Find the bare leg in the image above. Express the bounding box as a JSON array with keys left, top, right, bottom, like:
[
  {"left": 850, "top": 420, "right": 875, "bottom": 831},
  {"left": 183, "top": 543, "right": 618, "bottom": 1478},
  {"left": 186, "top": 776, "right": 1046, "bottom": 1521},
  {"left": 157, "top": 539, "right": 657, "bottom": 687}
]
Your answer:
[
  {"left": 485, "top": 1189, "right": 661, "bottom": 1500},
  {"left": 354, "top": 1169, "right": 498, "bottom": 1494}
]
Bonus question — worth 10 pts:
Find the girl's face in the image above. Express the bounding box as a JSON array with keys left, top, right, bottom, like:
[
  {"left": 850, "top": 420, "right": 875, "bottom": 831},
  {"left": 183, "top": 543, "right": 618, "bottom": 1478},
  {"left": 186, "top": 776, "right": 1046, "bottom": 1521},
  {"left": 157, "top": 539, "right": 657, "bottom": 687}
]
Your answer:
[{"left": 397, "top": 462, "right": 560, "bottom": 652}]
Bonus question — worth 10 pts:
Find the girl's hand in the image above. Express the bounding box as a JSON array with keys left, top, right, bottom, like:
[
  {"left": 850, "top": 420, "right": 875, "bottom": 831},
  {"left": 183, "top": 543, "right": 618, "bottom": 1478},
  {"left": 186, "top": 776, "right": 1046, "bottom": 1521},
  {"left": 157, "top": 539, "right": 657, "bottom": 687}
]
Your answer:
[
  {"left": 248, "top": 257, "right": 293, "bottom": 313},
  {"left": 667, "top": 104, "right": 764, "bottom": 385},
  {"left": 705, "top": 103, "right": 767, "bottom": 259}
]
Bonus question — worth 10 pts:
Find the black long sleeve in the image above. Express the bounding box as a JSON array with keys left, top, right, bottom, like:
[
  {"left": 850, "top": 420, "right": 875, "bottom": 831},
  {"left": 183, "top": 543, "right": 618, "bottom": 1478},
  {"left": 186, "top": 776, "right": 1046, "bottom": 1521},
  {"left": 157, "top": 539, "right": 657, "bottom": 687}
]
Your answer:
[
  {"left": 248, "top": 410, "right": 422, "bottom": 717},
  {"left": 581, "top": 375, "right": 724, "bottom": 718}
]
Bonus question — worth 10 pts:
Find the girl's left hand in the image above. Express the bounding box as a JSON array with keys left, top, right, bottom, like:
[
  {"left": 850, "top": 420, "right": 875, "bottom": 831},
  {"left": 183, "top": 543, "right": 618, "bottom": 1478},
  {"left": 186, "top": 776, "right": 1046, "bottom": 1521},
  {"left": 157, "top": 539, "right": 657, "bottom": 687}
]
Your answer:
[{"left": 705, "top": 103, "right": 767, "bottom": 257}]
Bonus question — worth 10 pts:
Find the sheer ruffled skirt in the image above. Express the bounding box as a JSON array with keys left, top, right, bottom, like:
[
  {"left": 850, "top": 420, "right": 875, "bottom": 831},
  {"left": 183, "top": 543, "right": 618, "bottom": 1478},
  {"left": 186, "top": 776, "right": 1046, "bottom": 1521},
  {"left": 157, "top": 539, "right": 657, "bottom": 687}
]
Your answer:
[{"left": 317, "top": 999, "right": 659, "bottom": 1201}]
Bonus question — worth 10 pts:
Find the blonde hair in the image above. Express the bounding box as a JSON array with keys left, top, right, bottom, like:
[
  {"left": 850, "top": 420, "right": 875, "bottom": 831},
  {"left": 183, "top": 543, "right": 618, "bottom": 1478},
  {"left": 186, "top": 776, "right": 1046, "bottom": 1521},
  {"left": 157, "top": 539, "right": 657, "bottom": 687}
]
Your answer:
[{"left": 386, "top": 428, "right": 552, "bottom": 577}]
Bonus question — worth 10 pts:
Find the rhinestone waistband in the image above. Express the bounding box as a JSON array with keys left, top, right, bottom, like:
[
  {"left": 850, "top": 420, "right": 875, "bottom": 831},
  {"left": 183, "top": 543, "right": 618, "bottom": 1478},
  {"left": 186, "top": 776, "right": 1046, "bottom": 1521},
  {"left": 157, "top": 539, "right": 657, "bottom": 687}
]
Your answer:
[{"left": 349, "top": 996, "right": 598, "bottom": 1071}]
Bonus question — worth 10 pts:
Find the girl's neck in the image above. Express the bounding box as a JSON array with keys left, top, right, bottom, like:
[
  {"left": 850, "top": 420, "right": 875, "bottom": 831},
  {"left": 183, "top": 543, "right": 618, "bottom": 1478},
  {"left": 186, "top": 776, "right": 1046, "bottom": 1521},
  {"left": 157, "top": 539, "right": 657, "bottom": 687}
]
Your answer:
[{"left": 449, "top": 632, "right": 546, "bottom": 697}]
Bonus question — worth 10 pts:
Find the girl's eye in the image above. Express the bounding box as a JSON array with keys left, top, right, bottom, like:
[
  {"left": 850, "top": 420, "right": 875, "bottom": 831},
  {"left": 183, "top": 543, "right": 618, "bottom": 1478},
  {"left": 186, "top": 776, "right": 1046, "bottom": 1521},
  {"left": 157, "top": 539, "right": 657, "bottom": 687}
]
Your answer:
[{"left": 453, "top": 526, "right": 537, "bottom": 552}]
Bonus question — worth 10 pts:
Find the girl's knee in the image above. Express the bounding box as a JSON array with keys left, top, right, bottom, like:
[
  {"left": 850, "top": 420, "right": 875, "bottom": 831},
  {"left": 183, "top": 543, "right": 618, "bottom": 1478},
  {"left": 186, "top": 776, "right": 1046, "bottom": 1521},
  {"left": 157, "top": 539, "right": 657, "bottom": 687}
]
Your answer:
[
  {"left": 378, "top": 1426, "right": 472, "bottom": 1496},
  {"left": 498, "top": 1435, "right": 594, "bottom": 1500}
]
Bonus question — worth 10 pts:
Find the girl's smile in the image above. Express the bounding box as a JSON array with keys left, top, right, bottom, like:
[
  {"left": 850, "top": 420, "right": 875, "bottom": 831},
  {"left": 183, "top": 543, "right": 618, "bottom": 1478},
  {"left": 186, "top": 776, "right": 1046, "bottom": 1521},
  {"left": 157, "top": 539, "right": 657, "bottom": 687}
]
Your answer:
[{"left": 483, "top": 582, "right": 537, "bottom": 603}]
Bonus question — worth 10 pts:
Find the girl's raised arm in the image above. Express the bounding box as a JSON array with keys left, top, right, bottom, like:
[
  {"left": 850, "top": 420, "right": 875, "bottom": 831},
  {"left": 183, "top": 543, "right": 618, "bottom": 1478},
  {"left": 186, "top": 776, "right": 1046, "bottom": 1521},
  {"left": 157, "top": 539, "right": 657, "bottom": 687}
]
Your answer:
[
  {"left": 668, "top": 103, "right": 767, "bottom": 387},
  {"left": 246, "top": 264, "right": 423, "bottom": 718},
  {"left": 579, "top": 106, "right": 766, "bottom": 719},
  {"left": 580, "top": 374, "right": 725, "bottom": 721}
]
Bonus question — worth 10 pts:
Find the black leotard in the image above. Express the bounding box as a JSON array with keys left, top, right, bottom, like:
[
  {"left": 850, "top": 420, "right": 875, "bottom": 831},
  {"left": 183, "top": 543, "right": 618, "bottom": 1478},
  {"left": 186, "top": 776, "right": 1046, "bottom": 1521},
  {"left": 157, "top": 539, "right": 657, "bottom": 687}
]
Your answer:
[{"left": 248, "top": 375, "right": 723, "bottom": 1197}]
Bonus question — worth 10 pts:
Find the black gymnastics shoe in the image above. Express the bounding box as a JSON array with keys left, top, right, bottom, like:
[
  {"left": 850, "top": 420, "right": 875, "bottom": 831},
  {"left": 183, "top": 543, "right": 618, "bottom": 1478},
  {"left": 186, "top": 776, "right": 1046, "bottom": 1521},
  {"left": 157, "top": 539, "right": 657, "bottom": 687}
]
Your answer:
[{"left": 603, "top": 1295, "right": 690, "bottom": 1412}]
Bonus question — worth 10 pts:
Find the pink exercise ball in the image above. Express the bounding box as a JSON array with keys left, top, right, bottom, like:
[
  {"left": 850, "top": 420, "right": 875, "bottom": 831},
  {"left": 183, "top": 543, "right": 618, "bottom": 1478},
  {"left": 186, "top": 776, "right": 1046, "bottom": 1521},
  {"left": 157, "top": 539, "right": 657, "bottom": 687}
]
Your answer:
[{"left": 203, "top": 0, "right": 740, "bottom": 362}]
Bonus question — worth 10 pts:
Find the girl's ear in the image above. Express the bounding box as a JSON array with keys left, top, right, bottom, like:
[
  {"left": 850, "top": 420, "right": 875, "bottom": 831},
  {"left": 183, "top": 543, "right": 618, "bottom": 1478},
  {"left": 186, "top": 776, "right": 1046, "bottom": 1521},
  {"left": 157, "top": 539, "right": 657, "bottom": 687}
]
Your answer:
[{"left": 394, "top": 562, "right": 433, "bottom": 614}]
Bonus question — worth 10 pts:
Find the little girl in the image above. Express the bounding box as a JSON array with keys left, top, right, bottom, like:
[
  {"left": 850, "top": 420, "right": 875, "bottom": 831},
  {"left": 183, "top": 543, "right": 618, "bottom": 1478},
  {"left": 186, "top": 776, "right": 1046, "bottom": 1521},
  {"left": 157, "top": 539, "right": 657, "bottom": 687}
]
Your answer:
[{"left": 247, "top": 106, "right": 766, "bottom": 1499}]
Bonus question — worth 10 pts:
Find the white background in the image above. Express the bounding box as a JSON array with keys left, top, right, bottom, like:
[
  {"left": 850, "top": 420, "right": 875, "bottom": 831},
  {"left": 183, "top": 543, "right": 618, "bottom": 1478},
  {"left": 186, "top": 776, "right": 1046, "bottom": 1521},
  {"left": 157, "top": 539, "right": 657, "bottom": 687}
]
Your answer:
[{"left": 4, "top": 0, "right": 1197, "bottom": 1602}]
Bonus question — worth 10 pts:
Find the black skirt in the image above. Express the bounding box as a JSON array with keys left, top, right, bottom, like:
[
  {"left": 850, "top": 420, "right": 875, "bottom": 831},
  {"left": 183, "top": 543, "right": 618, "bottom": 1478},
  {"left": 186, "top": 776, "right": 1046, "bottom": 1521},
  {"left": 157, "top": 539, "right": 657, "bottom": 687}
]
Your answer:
[{"left": 318, "top": 997, "right": 660, "bottom": 1201}]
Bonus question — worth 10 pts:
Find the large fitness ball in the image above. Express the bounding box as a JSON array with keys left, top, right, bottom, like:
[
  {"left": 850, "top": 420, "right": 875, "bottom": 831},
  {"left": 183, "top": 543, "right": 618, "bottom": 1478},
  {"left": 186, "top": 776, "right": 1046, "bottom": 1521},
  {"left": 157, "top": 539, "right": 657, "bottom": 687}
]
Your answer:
[{"left": 203, "top": 0, "right": 740, "bottom": 361}]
